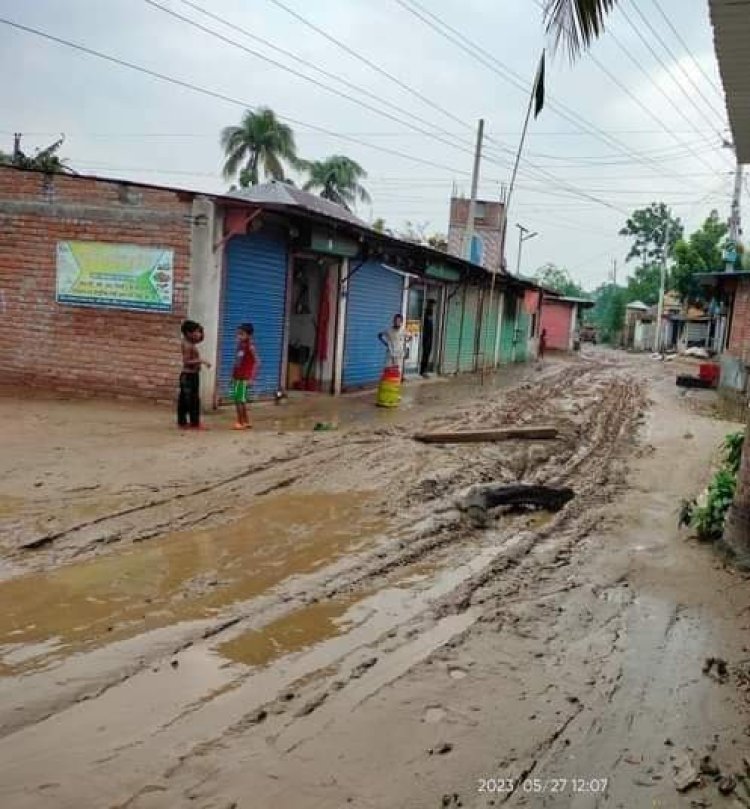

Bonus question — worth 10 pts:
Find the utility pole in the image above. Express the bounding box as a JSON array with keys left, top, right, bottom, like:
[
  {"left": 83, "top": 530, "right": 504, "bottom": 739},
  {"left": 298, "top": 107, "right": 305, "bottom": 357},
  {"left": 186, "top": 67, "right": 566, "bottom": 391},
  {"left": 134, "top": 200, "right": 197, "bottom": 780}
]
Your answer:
[
  {"left": 12, "top": 132, "right": 21, "bottom": 161},
  {"left": 612, "top": 258, "right": 617, "bottom": 286},
  {"left": 727, "top": 160, "right": 743, "bottom": 272},
  {"left": 464, "top": 119, "right": 484, "bottom": 262},
  {"left": 655, "top": 221, "right": 670, "bottom": 354}
]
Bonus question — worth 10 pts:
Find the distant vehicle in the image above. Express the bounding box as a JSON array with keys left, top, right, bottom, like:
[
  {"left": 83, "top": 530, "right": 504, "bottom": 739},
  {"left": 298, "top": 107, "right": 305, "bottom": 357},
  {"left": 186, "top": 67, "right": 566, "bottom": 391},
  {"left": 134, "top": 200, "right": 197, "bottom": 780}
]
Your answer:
[{"left": 580, "top": 325, "right": 597, "bottom": 345}]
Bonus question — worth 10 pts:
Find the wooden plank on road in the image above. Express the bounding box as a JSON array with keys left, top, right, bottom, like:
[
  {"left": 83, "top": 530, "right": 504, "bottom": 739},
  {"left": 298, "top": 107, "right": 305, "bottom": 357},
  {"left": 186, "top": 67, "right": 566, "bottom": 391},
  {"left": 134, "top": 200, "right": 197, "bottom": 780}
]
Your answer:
[{"left": 413, "top": 426, "right": 559, "bottom": 444}]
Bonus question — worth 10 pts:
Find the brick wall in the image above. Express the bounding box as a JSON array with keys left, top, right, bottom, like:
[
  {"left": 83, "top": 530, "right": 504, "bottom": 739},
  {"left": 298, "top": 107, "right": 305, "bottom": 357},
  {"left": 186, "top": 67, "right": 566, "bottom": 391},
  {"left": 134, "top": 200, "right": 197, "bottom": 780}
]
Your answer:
[
  {"left": 728, "top": 278, "right": 750, "bottom": 366},
  {"left": 0, "top": 167, "right": 194, "bottom": 402},
  {"left": 447, "top": 198, "right": 505, "bottom": 273}
]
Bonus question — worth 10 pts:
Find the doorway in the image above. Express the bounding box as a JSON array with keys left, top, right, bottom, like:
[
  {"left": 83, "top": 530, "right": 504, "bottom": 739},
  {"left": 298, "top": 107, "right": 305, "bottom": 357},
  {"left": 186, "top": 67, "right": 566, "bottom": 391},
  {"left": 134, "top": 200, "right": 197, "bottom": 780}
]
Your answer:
[
  {"left": 287, "top": 256, "right": 338, "bottom": 393},
  {"left": 405, "top": 283, "right": 443, "bottom": 377}
]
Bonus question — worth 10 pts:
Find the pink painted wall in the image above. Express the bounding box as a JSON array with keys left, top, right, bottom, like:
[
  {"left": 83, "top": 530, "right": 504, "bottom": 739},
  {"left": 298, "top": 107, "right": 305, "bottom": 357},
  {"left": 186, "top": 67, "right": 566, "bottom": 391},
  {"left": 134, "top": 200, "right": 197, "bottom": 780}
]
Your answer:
[{"left": 541, "top": 300, "right": 575, "bottom": 350}]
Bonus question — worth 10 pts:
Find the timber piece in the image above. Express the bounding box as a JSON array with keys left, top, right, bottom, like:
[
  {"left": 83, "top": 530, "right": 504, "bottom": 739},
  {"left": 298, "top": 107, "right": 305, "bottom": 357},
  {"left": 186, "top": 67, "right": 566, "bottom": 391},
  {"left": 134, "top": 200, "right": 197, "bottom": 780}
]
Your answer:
[{"left": 414, "top": 426, "right": 558, "bottom": 444}]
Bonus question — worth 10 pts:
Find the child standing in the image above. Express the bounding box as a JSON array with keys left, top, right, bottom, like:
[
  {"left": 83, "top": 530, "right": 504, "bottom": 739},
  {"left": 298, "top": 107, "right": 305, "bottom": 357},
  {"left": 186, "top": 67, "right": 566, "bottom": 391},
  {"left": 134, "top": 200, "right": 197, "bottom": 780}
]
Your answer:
[
  {"left": 178, "top": 319, "right": 210, "bottom": 429},
  {"left": 231, "top": 323, "right": 259, "bottom": 430}
]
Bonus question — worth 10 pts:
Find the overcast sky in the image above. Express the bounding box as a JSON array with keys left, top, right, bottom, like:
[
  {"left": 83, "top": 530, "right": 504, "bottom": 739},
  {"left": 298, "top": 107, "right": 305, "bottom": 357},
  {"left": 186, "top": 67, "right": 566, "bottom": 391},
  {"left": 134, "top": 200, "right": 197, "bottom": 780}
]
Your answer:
[{"left": 0, "top": 0, "right": 736, "bottom": 289}]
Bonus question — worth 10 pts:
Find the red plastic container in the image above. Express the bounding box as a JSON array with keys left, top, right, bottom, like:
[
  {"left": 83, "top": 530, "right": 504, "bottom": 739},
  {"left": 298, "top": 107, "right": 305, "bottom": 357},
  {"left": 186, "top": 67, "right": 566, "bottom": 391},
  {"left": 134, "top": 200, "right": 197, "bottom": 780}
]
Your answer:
[{"left": 698, "top": 363, "right": 720, "bottom": 387}]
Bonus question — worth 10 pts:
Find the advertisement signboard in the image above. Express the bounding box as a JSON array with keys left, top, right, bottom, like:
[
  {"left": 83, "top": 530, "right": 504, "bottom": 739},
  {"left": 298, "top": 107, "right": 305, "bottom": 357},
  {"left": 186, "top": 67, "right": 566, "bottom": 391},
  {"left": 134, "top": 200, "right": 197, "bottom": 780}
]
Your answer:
[{"left": 56, "top": 241, "right": 174, "bottom": 312}]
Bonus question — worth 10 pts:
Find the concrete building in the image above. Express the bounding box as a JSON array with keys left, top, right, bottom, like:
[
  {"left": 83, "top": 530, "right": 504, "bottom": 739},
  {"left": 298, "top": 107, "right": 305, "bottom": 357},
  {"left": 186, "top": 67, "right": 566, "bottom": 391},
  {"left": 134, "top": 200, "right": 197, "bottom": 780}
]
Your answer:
[{"left": 446, "top": 197, "right": 504, "bottom": 272}]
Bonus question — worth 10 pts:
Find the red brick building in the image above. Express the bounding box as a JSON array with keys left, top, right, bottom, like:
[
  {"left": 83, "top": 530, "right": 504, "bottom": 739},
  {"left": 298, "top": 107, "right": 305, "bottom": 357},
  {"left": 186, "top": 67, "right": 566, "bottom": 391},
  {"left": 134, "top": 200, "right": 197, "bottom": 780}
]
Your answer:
[{"left": 0, "top": 166, "right": 201, "bottom": 402}]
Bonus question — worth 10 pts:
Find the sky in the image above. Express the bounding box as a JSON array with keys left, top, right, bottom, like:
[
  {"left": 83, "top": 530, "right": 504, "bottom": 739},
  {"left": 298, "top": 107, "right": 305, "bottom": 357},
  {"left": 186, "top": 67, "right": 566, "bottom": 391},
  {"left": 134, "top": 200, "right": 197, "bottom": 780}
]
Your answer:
[{"left": 0, "top": 0, "right": 737, "bottom": 290}]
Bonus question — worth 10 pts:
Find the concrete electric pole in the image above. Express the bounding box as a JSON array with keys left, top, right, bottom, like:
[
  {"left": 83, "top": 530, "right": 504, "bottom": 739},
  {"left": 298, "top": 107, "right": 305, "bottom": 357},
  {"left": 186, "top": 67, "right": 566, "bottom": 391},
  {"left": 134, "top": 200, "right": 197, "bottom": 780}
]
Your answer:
[
  {"left": 726, "top": 160, "right": 744, "bottom": 272},
  {"left": 464, "top": 119, "right": 485, "bottom": 262}
]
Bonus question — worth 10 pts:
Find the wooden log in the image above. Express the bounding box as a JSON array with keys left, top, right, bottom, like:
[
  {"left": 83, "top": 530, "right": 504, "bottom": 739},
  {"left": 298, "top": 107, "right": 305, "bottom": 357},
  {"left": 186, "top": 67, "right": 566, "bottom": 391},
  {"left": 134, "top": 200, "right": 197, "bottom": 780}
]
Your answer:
[{"left": 414, "top": 426, "right": 558, "bottom": 444}]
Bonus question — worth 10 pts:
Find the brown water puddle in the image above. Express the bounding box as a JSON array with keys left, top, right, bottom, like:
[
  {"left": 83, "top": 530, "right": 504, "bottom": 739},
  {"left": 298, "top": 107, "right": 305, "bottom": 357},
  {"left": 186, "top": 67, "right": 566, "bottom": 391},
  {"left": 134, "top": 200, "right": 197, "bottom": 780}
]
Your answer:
[
  {"left": 0, "top": 492, "right": 378, "bottom": 674},
  {"left": 218, "top": 595, "right": 363, "bottom": 668}
]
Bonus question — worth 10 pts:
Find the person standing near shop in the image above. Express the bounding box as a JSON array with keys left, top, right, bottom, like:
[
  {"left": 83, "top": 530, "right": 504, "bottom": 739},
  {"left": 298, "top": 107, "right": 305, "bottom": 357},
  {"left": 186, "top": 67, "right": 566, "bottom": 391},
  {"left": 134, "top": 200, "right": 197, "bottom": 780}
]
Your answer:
[
  {"left": 420, "top": 299, "right": 436, "bottom": 378},
  {"left": 378, "top": 313, "right": 408, "bottom": 378}
]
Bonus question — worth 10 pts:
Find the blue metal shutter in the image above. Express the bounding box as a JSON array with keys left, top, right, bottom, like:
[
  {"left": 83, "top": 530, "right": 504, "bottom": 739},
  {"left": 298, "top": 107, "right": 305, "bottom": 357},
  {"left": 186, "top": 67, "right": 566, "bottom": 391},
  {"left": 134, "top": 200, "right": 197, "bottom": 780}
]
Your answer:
[
  {"left": 343, "top": 262, "right": 404, "bottom": 389},
  {"left": 219, "top": 233, "right": 288, "bottom": 399}
]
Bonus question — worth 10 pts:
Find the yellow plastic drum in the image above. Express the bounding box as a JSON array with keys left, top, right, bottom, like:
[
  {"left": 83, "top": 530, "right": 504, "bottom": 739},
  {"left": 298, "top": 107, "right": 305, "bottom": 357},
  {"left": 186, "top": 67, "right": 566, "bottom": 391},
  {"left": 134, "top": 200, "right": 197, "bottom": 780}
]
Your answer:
[{"left": 376, "top": 366, "right": 402, "bottom": 408}]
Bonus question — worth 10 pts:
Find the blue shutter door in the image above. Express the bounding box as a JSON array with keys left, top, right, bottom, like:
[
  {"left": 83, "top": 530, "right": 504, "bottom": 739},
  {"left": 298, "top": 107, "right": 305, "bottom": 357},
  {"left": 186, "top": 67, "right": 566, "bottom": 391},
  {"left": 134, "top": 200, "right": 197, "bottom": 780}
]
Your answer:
[
  {"left": 220, "top": 233, "right": 288, "bottom": 399},
  {"left": 343, "top": 262, "right": 404, "bottom": 389}
]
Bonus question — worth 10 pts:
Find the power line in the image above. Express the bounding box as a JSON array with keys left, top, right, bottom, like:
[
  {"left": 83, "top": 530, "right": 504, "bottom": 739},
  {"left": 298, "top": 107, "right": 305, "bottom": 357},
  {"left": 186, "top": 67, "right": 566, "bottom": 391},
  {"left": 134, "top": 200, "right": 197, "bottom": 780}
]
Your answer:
[
  {"left": 529, "top": 0, "right": 727, "bottom": 177},
  {"left": 617, "top": 1, "right": 728, "bottom": 139},
  {"left": 0, "top": 14, "right": 630, "bottom": 216},
  {"left": 141, "top": 0, "right": 496, "bottom": 169},
  {"left": 0, "top": 15, "right": 473, "bottom": 177},
  {"left": 647, "top": 0, "right": 725, "bottom": 102},
  {"left": 141, "top": 1, "right": 632, "bottom": 214},
  {"left": 173, "top": 0, "right": 500, "bottom": 160},
  {"left": 394, "top": 0, "right": 712, "bottom": 191},
  {"left": 264, "top": 0, "right": 471, "bottom": 132},
  {"left": 631, "top": 0, "right": 726, "bottom": 120}
]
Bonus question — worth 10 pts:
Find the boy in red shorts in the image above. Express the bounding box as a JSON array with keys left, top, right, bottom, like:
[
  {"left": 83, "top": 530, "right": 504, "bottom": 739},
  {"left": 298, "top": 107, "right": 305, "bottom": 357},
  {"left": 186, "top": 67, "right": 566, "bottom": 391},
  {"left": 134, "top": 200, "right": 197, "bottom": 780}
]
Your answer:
[{"left": 231, "top": 323, "right": 259, "bottom": 430}]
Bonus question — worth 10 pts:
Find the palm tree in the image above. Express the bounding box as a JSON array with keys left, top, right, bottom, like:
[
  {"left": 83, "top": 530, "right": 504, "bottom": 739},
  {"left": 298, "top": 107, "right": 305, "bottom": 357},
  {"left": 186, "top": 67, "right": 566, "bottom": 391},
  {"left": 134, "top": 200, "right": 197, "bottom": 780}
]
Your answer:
[
  {"left": 221, "top": 108, "right": 298, "bottom": 188},
  {"left": 544, "top": 0, "right": 619, "bottom": 58},
  {"left": 301, "top": 155, "right": 371, "bottom": 211}
]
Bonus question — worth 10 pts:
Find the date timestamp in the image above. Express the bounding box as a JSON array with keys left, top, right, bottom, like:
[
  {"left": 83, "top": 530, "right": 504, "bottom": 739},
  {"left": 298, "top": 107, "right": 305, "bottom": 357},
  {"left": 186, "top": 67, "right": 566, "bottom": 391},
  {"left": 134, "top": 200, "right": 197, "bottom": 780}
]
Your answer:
[{"left": 478, "top": 777, "right": 609, "bottom": 795}]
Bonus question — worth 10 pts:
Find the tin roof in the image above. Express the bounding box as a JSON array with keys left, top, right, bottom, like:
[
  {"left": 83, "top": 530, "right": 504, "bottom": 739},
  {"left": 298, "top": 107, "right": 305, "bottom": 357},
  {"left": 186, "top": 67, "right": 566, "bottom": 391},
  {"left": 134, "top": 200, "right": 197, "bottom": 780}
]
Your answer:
[{"left": 227, "top": 181, "right": 367, "bottom": 228}]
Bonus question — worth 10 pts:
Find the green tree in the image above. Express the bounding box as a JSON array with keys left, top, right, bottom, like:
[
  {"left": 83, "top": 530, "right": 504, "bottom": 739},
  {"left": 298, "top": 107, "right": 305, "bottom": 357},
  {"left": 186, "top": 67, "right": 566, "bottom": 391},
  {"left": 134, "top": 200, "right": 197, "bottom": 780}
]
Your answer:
[
  {"left": 534, "top": 262, "right": 588, "bottom": 297},
  {"left": 301, "top": 155, "right": 371, "bottom": 211},
  {"left": 626, "top": 263, "right": 662, "bottom": 306},
  {"left": 591, "top": 283, "right": 626, "bottom": 344},
  {"left": 620, "top": 203, "right": 683, "bottom": 266},
  {"left": 221, "top": 108, "right": 298, "bottom": 189},
  {"left": 671, "top": 210, "right": 729, "bottom": 302}
]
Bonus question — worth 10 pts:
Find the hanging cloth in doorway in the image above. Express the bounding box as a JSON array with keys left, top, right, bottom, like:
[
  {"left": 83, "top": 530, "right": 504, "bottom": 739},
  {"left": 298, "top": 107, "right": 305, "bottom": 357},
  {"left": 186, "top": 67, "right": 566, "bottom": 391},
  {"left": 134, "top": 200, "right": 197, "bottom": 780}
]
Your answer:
[{"left": 316, "top": 274, "right": 331, "bottom": 361}]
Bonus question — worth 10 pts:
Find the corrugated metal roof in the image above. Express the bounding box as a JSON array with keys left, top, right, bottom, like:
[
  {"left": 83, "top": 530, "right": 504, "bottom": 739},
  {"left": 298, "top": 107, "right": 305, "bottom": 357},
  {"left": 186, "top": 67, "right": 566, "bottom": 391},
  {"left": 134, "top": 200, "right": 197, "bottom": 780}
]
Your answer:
[
  {"left": 709, "top": 0, "right": 750, "bottom": 162},
  {"left": 226, "top": 182, "right": 367, "bottom": 227}
]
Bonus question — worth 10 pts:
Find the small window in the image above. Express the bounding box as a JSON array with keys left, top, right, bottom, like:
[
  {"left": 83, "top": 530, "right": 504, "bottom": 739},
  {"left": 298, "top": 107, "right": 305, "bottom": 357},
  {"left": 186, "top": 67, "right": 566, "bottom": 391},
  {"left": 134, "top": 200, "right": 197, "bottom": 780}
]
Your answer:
[
  {"left": 470, "top": 234, "right": 484, "bottom": 265},
  {"left": 475, "top": 202, "right": 486, "bottom": 220}
]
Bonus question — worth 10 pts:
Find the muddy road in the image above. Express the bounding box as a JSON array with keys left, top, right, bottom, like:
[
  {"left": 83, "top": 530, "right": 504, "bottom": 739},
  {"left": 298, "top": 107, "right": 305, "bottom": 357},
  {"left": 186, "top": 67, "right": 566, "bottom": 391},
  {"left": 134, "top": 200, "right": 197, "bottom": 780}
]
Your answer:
[{"left": 0, "top": 351, "right": 748, "bottom": 809}]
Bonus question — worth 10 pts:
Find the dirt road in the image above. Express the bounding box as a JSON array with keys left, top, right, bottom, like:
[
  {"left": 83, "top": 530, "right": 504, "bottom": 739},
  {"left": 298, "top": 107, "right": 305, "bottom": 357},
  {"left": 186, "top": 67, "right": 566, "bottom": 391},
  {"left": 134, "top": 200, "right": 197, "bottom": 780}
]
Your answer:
[{"left": 0, "top": 351, "right": 748, "bottom": 808}]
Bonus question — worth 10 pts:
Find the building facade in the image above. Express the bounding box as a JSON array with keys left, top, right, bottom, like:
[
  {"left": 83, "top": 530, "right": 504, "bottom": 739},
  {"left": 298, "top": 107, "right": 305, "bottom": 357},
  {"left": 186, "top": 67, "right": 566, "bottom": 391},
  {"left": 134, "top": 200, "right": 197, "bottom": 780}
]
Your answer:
[{"left": 1, "top": 168, "right": 543, "bottom": 407}]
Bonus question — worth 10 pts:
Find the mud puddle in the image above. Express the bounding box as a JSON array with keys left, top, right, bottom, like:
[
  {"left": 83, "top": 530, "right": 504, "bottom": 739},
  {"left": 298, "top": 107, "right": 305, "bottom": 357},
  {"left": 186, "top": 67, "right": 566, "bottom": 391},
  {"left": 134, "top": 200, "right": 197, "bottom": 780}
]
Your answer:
[{"left": 0, "top": 491, "right": 378, "bottom": 673}]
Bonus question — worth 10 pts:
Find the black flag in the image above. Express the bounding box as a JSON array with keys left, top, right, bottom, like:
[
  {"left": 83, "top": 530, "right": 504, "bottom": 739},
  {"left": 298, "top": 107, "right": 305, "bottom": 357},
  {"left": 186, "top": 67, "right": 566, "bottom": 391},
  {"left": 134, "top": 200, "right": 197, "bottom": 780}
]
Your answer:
[{"left": 533, "top": 51, "right": 545, "bottom": 119}]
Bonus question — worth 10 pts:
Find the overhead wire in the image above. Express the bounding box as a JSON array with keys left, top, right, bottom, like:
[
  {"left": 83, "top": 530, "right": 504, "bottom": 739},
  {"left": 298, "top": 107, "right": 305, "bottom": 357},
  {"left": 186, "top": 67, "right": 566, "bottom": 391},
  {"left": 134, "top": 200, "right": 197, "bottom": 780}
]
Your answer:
[
  {"left": 141, "top": 0, "right": 634, "bottom": 215},
  {"left": 394, "top": 0, "right": 714, "bottom": 191},
  {"left": 0, "top": 15, "right": 473, "bottom": 176},
  {"left": 630, "top": 0, "right": 727, "bottom": 120},
  {"left": 140, "top": 0, "right": 501, "bottom": 170},
  {"left": 529, "top": 0, "right": 728, "bottom": 176},
  {"left": 616, "top": 1, "right": 729, "bottom": 140}
]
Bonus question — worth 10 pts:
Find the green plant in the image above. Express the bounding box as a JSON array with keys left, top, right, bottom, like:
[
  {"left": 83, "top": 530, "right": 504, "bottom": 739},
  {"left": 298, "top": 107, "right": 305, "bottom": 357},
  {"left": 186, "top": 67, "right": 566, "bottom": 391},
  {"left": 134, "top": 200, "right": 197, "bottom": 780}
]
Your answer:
[
  {"left": 690, "top": 469, "right": 737, "bottom": 541},
  {"left": 680, "top": 430, "right": 745, "bottom": 540},
  {"left": 724, "top": 431, "right": 745, "bottom": 476}
]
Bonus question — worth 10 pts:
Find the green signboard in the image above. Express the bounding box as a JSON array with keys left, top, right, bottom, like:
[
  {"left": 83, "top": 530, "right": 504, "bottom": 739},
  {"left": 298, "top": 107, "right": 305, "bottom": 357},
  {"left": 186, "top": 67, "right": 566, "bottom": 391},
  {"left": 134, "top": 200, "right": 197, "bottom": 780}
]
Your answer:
[
  {"left": 56, "top": 241, "right": 174, "bottom": 312},
  {"left": 426, "top": 263, "right": 460, "bottom": 282}
]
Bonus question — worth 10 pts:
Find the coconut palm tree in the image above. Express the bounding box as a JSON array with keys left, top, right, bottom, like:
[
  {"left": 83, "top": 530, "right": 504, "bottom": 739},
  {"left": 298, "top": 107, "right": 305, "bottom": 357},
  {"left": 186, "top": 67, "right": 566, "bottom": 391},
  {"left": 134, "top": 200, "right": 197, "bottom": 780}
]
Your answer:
[
  {"left": 544, "top": 0, "right": 619, "bottom": 58},
  {"left": 301, "top": 155, "right": 371, "bottom": 211},
  {"left": 221, "top": 108, "right": 298, "bottom": 188}
]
